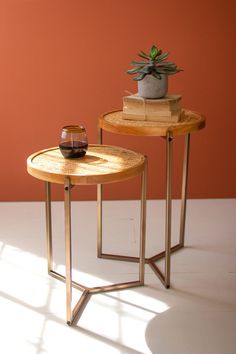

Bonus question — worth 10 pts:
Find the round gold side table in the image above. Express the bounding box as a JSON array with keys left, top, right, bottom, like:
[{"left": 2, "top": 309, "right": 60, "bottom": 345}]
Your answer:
[
  {"left": 98, "top": 109, "right": 206, "bottom": 288},
  {"left": 27, "top": 144, "right": 147, "bottom": 325}
]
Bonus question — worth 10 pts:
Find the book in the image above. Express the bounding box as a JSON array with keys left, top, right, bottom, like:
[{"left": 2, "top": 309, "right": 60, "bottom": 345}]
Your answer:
[{"left": 122, "top": 94, "right": 182, "bottom": 122}]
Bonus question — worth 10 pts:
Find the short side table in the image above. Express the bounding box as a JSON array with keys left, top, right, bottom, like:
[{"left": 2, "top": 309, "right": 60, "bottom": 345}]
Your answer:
[
  {"left": 27, "top": 144, "right": 147, "bottom": 325},
  {"left": 98, "top": 109, "right": 206, "bottom": 288}
]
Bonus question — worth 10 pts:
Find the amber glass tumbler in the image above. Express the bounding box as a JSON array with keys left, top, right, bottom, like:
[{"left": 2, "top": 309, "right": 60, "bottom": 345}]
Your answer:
[{"left": 59, "top": 125, "right": 88, "bottom": 158}]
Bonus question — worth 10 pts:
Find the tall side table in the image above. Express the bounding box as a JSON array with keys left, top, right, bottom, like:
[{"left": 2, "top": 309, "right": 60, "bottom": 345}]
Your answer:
[
  {"left": 27, "top": 144, "right": 147, "bottom": 325},
  {"left": 98, "top": 109, "right": 206, "bottom": 288}
]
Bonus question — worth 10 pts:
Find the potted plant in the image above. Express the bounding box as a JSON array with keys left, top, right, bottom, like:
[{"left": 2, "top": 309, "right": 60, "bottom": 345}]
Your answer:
[{"left": 127, "top": 44, "right": 182, "bottom": 99}]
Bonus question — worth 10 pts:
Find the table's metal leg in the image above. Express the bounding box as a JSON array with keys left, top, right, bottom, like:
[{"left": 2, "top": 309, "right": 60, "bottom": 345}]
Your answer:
[
  {"left": 97, "top": 183, "right": 103, "bottom": 258},
  {"left": 97, "top": 125, "right": 103, "bottom": 258},
  {"left": 165, "top": 132, "right": 173, "bottom": 288},
  {"left": 45, "top": 182, "right": 53, "bottom": 273},
  {"left": 64, "top": 177, "right": 72, "bottom": 325},
  {"left": 139, "top": 156, "right": 147, "bottom": 284},
  {"left": 179, "top": 133, "right": 190, "bottom": 247},
  {"left": 98, "top": 125, "right": 103, "bottom": 145}
]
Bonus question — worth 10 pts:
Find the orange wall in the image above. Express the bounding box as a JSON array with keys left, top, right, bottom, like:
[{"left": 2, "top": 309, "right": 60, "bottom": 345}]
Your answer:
[{"left": 0, "top": 0, "right": 235, "bottom": 201}]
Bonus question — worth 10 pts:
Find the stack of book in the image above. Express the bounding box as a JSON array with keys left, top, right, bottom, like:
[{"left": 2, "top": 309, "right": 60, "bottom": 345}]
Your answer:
[{"left": 122, "top": 94, "right": 182, "bottom": 122}]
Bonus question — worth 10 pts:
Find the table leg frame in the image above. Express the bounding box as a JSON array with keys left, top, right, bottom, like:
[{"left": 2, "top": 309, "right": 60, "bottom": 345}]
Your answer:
[
  {"left": 45, "top": 182, "right": 53, "bottom": 274},
  {"left": 180, "top": 133, "right": 190, "bottom": 247},
  {"left": 45, "top": 157, "right": 147, "bottom": 325},
  {"left": 97, "top": 126, "right": 191, "bottom": 288}
]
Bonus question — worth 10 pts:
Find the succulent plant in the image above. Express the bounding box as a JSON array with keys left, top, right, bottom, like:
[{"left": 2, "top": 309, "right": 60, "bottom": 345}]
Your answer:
[{"left": 127, "top": 44, "right": 182, "bottom": 81}]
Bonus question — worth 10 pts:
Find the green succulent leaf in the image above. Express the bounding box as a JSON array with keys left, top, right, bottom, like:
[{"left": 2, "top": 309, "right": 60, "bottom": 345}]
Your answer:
[
  {"left": 150, "top": 45, "right": 158, "bottom": 60},
  {"left": 167, "top": 68, "right": 183, "bottom": 74},
  {"left": 133, "top": 73, "right": 146, "bottom": 81},
  {"left": 131, "top": 61, "right": 147, "bottom": 66},
  {"left": 156, "top": 51, "right": 169, "bottom": 62},
  {"left": 161, "top": 61, "right": 176, "bottom": 66},
  {"left": 138, "top": 53, "right": 150, "bottom": 60},
  {"left": 127, "top": 67, "right": 142, "bottom": 74},
  {"left": 138, "top": 51, "right": 149, "bottom": 60},
  {"left": 165, "top": 71, "right": 178, "bottom": 75},
  {"left": 140, "top": 50, "right": 149, "bottom": 57},
  {"left": 155, "top": 68, "right": 168, "bottom": 74},
  {"left": 157, "top": 67, "right": 176, "bottom": 73},
  {"left": 140, "top": 67, "right": 152, "bottom": 74},
  {"left": 152, "top": 71, "right": 162, "bottom": 79}
]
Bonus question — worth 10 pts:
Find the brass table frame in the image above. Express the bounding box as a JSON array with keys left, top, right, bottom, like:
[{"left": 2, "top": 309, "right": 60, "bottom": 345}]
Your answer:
[
  {"left": 98, "top": 124, "right": 191, "bottom": 289},
  {"left": 44, "top": 163, "right": 147, "bottom": 326}
]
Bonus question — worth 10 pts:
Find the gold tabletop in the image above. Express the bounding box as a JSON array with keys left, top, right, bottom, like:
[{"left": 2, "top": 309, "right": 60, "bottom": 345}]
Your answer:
[
  {"left": 27, "top": 144, "right": 145, "bottom": 185},
  {"left": 98, "top": 109, "right": 206, "bottom": 136}
]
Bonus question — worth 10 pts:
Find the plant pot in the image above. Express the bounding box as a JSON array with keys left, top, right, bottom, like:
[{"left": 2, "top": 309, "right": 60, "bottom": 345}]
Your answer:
[{"left": 138, "top": 74, "right": 168, "bottom": 99}]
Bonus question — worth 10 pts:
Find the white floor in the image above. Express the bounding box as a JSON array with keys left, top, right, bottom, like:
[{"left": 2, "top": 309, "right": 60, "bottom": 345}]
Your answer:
[{"left": 0, "top": 199, "right": 235, "bottom": 354}]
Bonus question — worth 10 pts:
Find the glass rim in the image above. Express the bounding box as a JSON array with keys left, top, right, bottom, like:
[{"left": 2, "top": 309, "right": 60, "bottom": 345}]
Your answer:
[{"left": 61, "top": 125, "right": 86, "bottom": 133}]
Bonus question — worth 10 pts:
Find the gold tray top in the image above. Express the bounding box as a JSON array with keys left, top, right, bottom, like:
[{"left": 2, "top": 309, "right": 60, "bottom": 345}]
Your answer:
[
  {"left": 27, "top": 144, "right": 145, "bottom": 185},
  {"left": 99, "top": 109, "right": 206, "bottom": 136}
]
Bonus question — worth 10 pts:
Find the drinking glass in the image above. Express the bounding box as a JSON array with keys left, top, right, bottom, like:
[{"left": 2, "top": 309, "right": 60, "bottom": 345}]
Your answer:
[{"left": 59, "top": 125, "right": 88, "bottom": 158}]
